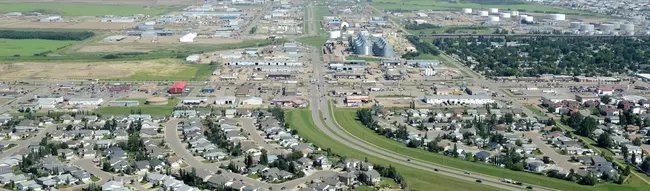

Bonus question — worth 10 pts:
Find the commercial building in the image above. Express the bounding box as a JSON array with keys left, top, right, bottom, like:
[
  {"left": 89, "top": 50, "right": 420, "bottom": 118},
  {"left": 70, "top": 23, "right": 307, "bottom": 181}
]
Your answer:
[
  {"left": 169, "top": 82, "right": 187, "bottom": 94},
  {"left": 68, "top": 98, "right": 104, "bottom": 105},
  {"left": 223, "top": 60, "right": 303, "bottom": 67},
  {"left": 108, "top": 100, "right": 140, "bottom": 107},
  {"left": 345, "top": 96, "right": 369, "bottom": 107},
  {"left": 423, "top": 95, "right": 494, "bottom": 105},
  {"left": 182, "top": 97, "right": 208, "bottom": 105},
  {"left": 214, "top": 96, "right": 237, "bottom": 105},
  {"left": 241, "top": 96, "right": 263, "bottom": 106}
]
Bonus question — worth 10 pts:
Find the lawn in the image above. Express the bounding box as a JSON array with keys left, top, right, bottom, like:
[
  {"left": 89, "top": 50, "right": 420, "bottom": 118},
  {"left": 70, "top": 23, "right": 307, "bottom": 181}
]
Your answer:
[
  {"left": 354, "top": 186, "right": 376, "bottom": 191},
  {"left": 0, "top": 39, "right": 75, "bottom": 57},
  {"left": 524, "top": 104, "right": 545, "bottom": 117},
  {"left": 95, "top": 98, "right": 178, "bottom": 116},
  {"left": 332, "top": 108, "right": 648, "bottom": 191},
  {"left": 371, "top": 0, "right": 594, "bottom": 15},
  {"left": 297, "top": 36, "right": 328, "bottom": 47},
  {"left": 91, "top": 176, "right": 100, "bottom": 182},
  {"left": 285, "top": 109, "right": 502, "bottom": 191},
  {"left": 247, "top": 174, "right": 260, "bottom": 179},
  {"left": 379, "top": 178, "right": 400, "bottom": 189},
  {"left": 120, "top": 64, "right": 219, "bottom": 81},
  {"left": 0, "top": 3, "right": 170, "bottom": 16}
]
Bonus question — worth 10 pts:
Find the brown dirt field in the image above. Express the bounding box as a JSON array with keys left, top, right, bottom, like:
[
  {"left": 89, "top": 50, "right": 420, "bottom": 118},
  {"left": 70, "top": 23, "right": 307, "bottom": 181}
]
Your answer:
[
  {"left": 0, "top": 0, "right": 200, "bottom": 6},
  {"left": 0, "top": 59, "right": 185, "bottom": 80},
  {"left": 75, "top": 36, "right": 243, "bottom": 53}
]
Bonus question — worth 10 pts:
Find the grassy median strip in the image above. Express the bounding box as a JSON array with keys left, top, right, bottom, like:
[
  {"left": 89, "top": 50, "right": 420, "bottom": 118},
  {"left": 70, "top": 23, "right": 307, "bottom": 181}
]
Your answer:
[
  {"left": 333, "top": 109, "right": 648, "bottom": 191},
  {"left": 285, "top": 109, "right": 502, "bottom": 191}
]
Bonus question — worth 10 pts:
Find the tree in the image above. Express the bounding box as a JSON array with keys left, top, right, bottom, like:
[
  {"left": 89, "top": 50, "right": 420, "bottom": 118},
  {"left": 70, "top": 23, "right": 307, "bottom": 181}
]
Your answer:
[
  {"left": 515, "top": 139, "right": 523, "bottom": 147},
  {"left": 641, "top": 157, "right": 650, "bottom": 173},
  {"left": 465, "top": 152, "right": 474, "bottom": 162},
  {"left": 597, "top": 133, "right": 613, "bottom": 148},
  {"left": 245, "top": 155, "right": 254, "bottom": 168},
  {"left": 260, "top": 149, "right": 269, "bottom": 165},
  {"left": 622, "top": 145, "right": 629, "bottom": 160},
  {"left": 579, "top": 172, "right": 597, "bottom": 185},
  {"left": 504, "top": 113, "right": 514, "bottom": 124},
  {"left": 600, "top": 95, "right": 611, "bottom": 104},
  {"left": 577, "top": 116, "right": 597, "bottom": 137},
  {"left": 547, "top": 106, "right": 556, "bottom": 113},
  {"left": 633, "top": 137, "right": 642, "bottom": 146}
]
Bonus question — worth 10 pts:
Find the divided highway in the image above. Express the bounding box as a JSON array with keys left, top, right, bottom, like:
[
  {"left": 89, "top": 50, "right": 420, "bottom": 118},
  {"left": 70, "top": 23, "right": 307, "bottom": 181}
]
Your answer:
[{"left": 305, "top": 47, "right": 549, "bottom": 190}]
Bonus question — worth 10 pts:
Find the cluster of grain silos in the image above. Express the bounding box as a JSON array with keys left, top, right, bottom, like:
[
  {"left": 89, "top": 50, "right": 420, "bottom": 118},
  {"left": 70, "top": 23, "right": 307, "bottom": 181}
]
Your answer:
[
  {"left": 462, "top": 8, "right": 473, "bottom": 14},
  {"left": 549, "top": 14, "right": 566, "bottom": 21}
]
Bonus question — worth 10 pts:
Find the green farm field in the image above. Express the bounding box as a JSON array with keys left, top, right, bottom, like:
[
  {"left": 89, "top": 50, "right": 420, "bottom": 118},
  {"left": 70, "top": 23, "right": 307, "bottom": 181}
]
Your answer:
[
  {"left": 0, "top": 38, "right": 75, "bottom": 57},
  {"left": 285, "top": 109, "right": 503, "bottom": 191},
  {"left": 332, "top": 108, "right": 649, "bottom": 191},
  {"left": 0, "top": 3, "right": 170, "bottom": 16}
]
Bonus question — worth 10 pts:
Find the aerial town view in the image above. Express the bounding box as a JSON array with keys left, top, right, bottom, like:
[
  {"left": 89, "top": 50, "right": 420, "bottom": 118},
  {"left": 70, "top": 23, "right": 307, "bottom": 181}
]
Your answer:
[{"left": 1, "top": 0, "right": 650, "bottom": 190}]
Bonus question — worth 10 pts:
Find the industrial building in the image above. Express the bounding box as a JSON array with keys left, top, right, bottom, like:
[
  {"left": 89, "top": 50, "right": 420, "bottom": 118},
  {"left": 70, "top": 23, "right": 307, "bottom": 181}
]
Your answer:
[
  {"left": 423, "top": 95, "right": 494, "bottom": 106},
  {"left": 240, "top": 96, "right": 263, "bottom": 106},
  {"left": 169, "top": 82, "right": 187, "bottom": 94},
  {"left": 351, "top": 34, "right": 395, "bottom": 57},
  {"left": 108, "top": 100, "right": 140, "bottom": 107},
  {"left": 214, "top": 96, "right": 237, "bottom": 105},
  {"left": 223, "top": 60, "right": 303, "bottom": 67},
  {"left": 68, "top": 98, "right": 104, "bottom": 106}
]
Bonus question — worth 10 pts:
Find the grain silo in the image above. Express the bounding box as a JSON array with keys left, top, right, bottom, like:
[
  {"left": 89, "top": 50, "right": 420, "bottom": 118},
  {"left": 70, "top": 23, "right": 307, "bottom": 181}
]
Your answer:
[
  {"left": 510, "top": 11, "right": 519, "bottom": 16},
  {"left": 478, "top": 11, "right": 489, "bottom": 17},
  {"left": 489, "top": 8, "right": 499, "bottom": 14},
  {"left": 462, "top": 8, "right": 473, "bottom": 14},
  {"left": 580, "top": 24, "right": 595, "bottom": 32},
  {"left": 488, "top": 16, "right": 500, "bottom": 22}
]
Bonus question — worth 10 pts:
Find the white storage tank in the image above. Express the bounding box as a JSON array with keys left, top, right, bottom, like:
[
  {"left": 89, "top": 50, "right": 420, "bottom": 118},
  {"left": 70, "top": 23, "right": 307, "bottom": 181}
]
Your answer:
[
  {"left": 488, "top": 16, "right": 500, "bottom": 22},
  {"left": 478, "top": 11, "right": 489, "bottom": 17},
  {"left": 600, "top": 24, "right": 614, "bottom": 33},
  {"left": 462, "top": 8, "right": 473, "bottom": 14},
  {"left": 621, "top": 23, "right": 635, "bottom": 32},
  {"left": 144, "top": 21, "right": 156, "bottom": 25},
  {"left": 489, "top": 8, "right": 499, "bottom": 14},
  {"left": 521, "top": 15, "right": 534, "bottom": 22},
  {"left": 500, "top": 13, "right": 511, "bottom": 18},
  {"left": 510, "top": 11, "right": 519, "bottom": 16},
  {"left": 329, "top": 30, "right": 341, "bottom": 39},
  {"left": 550, "top": 14, "right": 566, "bottom": 21},
  {"left": 580, "top": 24, "right": 595, "bottom": 32},
  {"left": 570, "top": 22, "right": 582, "bottom": 29},
  {"left": 611, "top": 31, "right": 620, "bottom": 35},
  {"left": 612, "top": 22, "right": 621, "bottom": 29}
]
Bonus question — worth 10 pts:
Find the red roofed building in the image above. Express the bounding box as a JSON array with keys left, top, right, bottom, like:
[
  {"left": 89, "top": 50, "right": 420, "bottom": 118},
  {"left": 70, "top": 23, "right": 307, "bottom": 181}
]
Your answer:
[{"left": 169, "top": 82, "right": 187, "bottom": 94}]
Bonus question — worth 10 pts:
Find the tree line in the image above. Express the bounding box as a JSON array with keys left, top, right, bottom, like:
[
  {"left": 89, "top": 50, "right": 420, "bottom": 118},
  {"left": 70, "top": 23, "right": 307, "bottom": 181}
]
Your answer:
[{"left": 0, "top": 30, "right": 94, "bottom": 41}]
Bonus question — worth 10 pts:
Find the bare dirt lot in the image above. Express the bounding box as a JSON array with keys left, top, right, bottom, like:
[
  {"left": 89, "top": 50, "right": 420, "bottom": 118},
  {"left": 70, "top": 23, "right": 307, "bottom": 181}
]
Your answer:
[
  {"left": 76, "top": 36, "right": 243, "bottom": 53},
  {"left": 0, "top": 59, "right": 186, "bottom": 80}
]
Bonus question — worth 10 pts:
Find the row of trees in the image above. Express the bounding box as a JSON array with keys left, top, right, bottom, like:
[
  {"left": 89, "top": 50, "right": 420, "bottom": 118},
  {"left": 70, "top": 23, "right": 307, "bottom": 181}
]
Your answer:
[
  {"left": 0, "top": 30, "right": 94, "bottom": 41},
  {"left": 204, "top": 120, "right": 243, "bottom": 157},
  {"left": 405, "top": 35, "right": 440, "bottom": 56}
]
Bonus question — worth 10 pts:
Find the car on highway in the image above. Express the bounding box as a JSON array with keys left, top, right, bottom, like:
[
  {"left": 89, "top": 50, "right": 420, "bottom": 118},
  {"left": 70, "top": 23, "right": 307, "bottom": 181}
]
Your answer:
[
  {"left": 526, "top": 186, "right": 533, "bottom": 189},
  {"left": 475, "top": 180, "right": 482, "bottom": 183},
  {"left": 464, "top": 171, "right": 470, "bottom": 175},
  {"left": 434, "top": 168, "right": 438, "bottom": 172}
]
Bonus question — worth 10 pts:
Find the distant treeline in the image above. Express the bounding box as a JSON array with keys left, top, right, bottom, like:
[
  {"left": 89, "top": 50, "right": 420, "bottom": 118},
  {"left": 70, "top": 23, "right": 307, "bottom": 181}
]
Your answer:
[
  {"left": 405, "top": 23, "right": 441, "bottom": 30},
  {"left": 0, "top": 30, "right": 94, "bottom": 41}
]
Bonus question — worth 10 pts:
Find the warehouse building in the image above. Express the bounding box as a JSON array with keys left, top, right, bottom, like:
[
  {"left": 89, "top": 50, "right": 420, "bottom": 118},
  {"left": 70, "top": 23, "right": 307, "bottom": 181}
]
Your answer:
[
  {"left": 223, "top": 60, "right": 303, "bottom": 67},
  {"left": 182, "top": 97, "right": 208, "bottom": 105},
  {"left": 168, "top": 82, "right": 187, "bottom": 94},
  {"left": 406, "top": 60, "right": 440, "bottom": 67},
  {"left": 345, "top": 96, "right": 370, "bottom": 107},
  {"left": 68, "top": 98, "right": 104, "bottom": 106},
  {"left": 214, "top": 96, "right": 237, "bottom": 105},
  {"left": 240, "top": 96, "right": 263, "bottom": 106},
  {"left": 108, "top": 100, "right": 140, "bottom": 107},
  {"left": 423, "top": 95, "right": 494, "bottom": 106}
]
